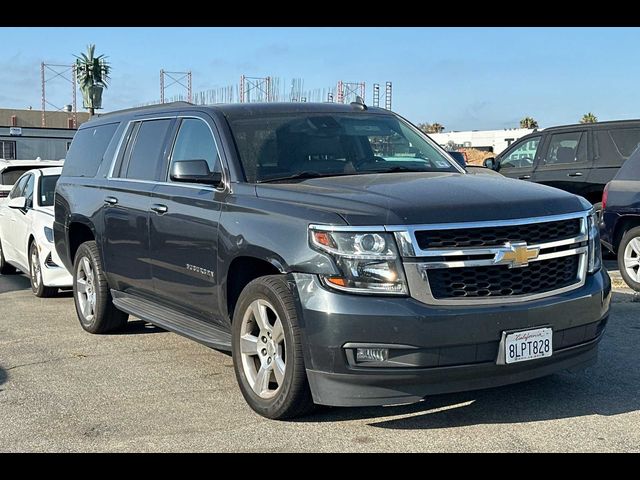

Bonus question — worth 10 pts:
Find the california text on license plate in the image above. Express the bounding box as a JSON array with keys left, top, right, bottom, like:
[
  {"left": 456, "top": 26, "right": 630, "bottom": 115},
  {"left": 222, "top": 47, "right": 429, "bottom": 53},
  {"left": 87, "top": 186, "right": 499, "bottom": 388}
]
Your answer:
[{"left": 504, "top": 327, "right": 553, "bottom": 364}]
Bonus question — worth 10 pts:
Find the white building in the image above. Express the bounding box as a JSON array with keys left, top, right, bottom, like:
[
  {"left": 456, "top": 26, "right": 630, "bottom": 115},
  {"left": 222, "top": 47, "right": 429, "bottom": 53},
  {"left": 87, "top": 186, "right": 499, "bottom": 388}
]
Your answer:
[{"left": 430, "top": 128, "right": 538, "bottom": 155}]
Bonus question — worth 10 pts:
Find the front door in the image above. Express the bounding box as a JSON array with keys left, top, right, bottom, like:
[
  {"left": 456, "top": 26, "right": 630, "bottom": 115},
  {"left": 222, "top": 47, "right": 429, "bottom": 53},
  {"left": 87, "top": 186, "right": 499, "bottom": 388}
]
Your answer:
[
  {"left": 102, "top": 118, "right": 174, "bottom": 296},
  {"left": 532, "top": 130, "right": 592, "bottom": 197},
  {"left": 497, "top": 135, "right": 542, "bottom": 182},
  {"left": 149, "top": 116, "right": 225, "bottom": 325}
]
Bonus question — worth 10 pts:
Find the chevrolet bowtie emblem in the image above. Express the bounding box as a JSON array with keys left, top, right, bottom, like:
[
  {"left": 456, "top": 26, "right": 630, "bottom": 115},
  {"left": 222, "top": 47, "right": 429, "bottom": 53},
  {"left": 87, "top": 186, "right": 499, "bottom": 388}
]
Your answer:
[{"left": 496, "top": 242, "right": 540, "bottom": 268}]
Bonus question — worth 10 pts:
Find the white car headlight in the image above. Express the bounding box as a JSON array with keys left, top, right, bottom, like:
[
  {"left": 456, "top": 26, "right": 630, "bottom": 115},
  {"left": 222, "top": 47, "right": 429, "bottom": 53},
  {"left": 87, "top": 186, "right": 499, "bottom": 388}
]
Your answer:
[{"left": 309, "top": 227, "right": 408, "bottom": 295}]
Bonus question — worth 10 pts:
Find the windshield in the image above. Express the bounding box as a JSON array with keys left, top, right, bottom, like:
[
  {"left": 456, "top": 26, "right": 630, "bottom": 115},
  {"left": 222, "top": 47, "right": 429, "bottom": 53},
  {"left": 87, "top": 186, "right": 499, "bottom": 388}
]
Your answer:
[
  {"left": 227, "top": 113, "right": 460, "bottom": 183},
  {"left": 38, "top": 175, "right": 59, "bottom": 207}
]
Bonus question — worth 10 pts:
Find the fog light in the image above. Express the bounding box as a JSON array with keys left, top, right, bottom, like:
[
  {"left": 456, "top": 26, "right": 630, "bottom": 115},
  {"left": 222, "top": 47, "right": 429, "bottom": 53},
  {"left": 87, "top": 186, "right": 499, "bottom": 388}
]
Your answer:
[{"left": 356, "top": 348, "right": 389, "bottom": 362}]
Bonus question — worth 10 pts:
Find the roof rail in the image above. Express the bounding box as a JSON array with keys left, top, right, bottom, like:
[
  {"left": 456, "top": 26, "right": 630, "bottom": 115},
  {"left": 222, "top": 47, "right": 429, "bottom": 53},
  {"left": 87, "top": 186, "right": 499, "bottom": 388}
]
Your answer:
[{"left": 95, "top": 101, "right": 194, "bottom": 119}]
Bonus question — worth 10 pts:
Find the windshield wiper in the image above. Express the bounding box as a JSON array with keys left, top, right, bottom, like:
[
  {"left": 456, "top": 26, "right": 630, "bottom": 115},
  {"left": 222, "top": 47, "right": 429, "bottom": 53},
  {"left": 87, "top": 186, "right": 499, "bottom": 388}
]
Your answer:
[{"left": 258, "top": 171, "right": 346, "bottom": 183}]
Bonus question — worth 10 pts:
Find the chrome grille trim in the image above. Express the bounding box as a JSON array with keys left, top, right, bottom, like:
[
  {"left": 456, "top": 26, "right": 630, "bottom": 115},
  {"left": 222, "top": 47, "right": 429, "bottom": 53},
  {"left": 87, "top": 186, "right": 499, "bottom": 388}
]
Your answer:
[{"left": 397, "top": 211, "right": 590, "bottom": 305}]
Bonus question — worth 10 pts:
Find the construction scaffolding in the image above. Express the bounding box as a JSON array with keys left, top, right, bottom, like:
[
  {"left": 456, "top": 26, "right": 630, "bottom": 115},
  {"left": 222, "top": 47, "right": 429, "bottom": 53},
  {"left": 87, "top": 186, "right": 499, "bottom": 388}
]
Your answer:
[
  {"left": 372, "top": 82, "right": 393, "bottom": 110},
  {"left": 40, "top": 62, "right": 77, "bottom": 128},
  {"left": 239, "top": 75, "right": 272, "bottom": 103},
  {"left": 336, "top": 81, "right": 366, "bottom": 104},
  {"left": 160, "top": 70, "right": 192, "bottom": 104}
]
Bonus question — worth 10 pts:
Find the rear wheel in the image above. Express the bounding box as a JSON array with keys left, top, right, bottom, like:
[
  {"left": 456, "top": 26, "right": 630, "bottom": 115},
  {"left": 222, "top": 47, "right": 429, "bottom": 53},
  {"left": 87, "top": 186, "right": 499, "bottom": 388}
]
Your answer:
[
  {"left": 232, "top": 275, "right": 315, "bottom": 420},
  {"left": 29, "top": 242, "right": 57, "bottom": 297},
  {"left": 0, "top": 239, "right": 16, "bottom": 275},
  {"left": 618, "top": 226, "right": 640, "bottom": 291},
  {"left": 73, "top": 240, "right": 128, "bottom": 333}
]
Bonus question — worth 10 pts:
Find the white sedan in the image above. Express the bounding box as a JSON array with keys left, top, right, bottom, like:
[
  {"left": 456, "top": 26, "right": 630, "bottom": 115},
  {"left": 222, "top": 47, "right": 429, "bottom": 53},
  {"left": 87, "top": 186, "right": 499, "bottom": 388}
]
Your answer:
[{"left": 0, "top": 167, "right": 72, "bottom": 296}]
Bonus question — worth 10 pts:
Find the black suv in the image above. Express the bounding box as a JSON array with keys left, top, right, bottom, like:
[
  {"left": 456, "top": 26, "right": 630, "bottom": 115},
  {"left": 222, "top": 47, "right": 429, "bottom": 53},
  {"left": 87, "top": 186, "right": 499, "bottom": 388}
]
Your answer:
[
  {"left": 600, "top": 146, "right": 640, "bottom": 290},
  {"left": 55, "top": 102, "right": 610, "bottom": 419},
  {"left": 484, "top": 120, "right": 640, "bottom": 215}
]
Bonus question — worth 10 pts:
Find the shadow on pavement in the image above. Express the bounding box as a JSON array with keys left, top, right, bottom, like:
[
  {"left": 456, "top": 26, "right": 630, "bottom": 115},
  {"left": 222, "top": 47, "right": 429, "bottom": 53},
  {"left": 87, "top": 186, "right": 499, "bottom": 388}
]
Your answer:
[
  {"left": 109, "top": 320, "right": 166, "bottom": 335},
  {"left": 297, "top": 290, "right": 640, "bottom": 429},
  {"left": 0, "top": 366, "right": 6, "bottom": 386},
  {"left": 0, "top": 274, "right": 31, "bottom": 294}
]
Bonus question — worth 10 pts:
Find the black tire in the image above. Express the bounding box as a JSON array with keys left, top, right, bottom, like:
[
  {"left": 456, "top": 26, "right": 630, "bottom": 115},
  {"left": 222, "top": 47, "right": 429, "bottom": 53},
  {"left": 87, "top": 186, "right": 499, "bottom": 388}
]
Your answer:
[
  {"left": 0, "top": 238, "right": 16, "bottom": 275},
  {"left": 618, "top": 226, "right": 640, "bottom": 292},
  {"left": 29, "top": 242, "right": 57, "bottom": 298},
  {"left": 232, "top": 275, "right": 315, "bottom": 420},
  {"left": 73, "top": 240, "right": 128, "bottom": 333}
]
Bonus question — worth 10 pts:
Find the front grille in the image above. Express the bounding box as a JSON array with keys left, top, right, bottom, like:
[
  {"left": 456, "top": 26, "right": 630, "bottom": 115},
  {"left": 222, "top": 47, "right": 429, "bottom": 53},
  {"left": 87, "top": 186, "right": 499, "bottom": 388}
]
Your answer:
[
  {"left": 44, "top": 253, "right": 58, "bottom": 268},
  {"left": 427, "top": 255, "right": 580, "bottom": 299},
  {"left": 415, "top": 218, "right": 581, "bottom": 249}
]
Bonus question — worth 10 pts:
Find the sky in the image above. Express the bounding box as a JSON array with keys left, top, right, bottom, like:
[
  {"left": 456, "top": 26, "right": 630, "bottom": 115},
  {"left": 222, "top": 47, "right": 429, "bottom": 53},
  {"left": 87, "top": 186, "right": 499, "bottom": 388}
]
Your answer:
[{"left": 2, "top": 27, "right": 639, "bottom": 131}]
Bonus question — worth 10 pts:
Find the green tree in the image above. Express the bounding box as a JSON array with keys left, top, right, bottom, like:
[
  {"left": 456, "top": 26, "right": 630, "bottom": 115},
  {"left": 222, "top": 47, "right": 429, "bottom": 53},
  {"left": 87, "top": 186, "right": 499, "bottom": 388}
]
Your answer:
[
  {"left": 580, "top": 112, "right": 598, "bottom": 124},
  {"left": 417, "top": 122, "right": 431, "bottom": 134},
  {"left": 519, "top": 117, "right": 539, "bottom": 129},
  {"left": 428, "top": 122, "right": 445, "bottom": 133},
  {"left": 75, "top": 44, "right": 111, "bottom": 116}
]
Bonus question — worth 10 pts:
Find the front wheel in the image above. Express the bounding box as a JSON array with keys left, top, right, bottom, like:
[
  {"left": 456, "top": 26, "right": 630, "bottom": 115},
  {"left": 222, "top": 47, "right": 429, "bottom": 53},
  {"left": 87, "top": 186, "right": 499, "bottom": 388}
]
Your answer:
[
  {"left": 232, "top": 275, "right": 315, "bottom": 420},
  {"left": 73, "top": 240, "right": 128, "bottom": 333},
  {"left": 29, "top": 242, "right": 57, "bottom": 297},
  {"left": 618, "top": 226, "right": 640, "bottom": 291}
]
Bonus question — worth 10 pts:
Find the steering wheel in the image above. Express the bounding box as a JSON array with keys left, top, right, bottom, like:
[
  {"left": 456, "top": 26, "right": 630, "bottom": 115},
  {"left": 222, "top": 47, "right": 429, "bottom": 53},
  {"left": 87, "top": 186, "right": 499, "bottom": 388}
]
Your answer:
[{"left": 353, "top": 156, "right": 385, "bottom": 170}]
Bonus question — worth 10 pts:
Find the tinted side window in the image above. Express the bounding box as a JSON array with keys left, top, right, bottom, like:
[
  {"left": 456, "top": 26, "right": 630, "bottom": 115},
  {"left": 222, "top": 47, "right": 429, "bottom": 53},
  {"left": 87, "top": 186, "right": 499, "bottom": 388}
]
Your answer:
[
  {"left": 615, "top": 146, "right": 640, "bottom": 180},
  {"left": 8, "top": 175, "right": 28, "bottom": 199},
  {"left": 23, "top": 174, "right": 34, "bottom": 209},
  {"left": 169, "top": 118, "right": 221, "bottom": 175},
  {"left": 609, "top": 128, "right": 640, "bottom": 157},
  {"left": 63, "top": 123, "right": 119, "bottom": 177},
  {"left": 545, "top": 132, "right": 586, "bottom": 165},
  {"left": 124, "top": 119, "right": 172, "bottom": 181},
  {"left": 501, "top": 137, "right": 540, "bottom": 169}
]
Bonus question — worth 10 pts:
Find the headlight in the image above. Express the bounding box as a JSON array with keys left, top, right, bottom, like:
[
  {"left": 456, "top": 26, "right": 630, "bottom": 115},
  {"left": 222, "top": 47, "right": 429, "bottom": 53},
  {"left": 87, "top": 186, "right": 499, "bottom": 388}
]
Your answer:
[
  {"left": 309, "top": 227, "right": 408, "bottom": 294},
  {"left": 44, "top": 226, "right": 54, "bottom": 243},
  {"left": 588, "top": 210, "right": 601, "bottom": 273}
]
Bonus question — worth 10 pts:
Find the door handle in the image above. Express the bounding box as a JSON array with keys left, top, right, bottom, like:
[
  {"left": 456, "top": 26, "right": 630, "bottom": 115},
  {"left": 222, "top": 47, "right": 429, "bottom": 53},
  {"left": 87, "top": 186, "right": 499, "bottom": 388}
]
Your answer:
[
  {"left": 104, "top": 196, "right": 118, "bottom": 206},
  {"left": 518, "top": 175, "right": 531, "bottom": 180},
  {"left": 150, "top": 204, "right": 168, "bottom": 215},
  {"left": 567, "top": 172, "right": 583, "bottom": 177}
]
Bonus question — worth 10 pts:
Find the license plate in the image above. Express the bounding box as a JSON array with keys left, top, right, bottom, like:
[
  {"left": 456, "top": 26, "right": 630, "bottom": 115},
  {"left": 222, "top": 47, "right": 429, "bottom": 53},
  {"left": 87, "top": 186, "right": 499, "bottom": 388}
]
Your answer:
[{"left": 504, "top": 327, "right": 553, "bottom": 364}]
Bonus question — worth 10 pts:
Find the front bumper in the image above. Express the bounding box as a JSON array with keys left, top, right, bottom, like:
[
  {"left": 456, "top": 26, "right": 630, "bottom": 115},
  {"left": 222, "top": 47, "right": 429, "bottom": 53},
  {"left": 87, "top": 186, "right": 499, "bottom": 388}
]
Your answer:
[
  {"left": 291, "top": 269, "right": 611, "bottom": 407},
  {"left": 39, "top": 242, "right": 73, "bottom": 288}
]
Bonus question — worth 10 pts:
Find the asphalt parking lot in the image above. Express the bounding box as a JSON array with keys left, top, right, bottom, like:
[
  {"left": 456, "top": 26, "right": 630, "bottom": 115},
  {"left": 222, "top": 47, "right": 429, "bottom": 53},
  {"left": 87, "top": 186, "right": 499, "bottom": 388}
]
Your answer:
[{"left": 1, "top": 264, "right": 639, "bottom": 452}]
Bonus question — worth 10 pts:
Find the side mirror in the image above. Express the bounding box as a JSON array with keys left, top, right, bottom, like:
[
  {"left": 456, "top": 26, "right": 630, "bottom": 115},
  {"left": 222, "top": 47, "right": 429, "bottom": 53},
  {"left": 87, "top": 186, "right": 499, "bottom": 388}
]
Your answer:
[
  {"left": 8, "top": 196, "right": 26, "bottom": 210},
  {"left": 170, "top": 160, "right": 223, "bottom": 187},
  {"left": 483, "top": 157, "right": 496, "bottom": 170}
]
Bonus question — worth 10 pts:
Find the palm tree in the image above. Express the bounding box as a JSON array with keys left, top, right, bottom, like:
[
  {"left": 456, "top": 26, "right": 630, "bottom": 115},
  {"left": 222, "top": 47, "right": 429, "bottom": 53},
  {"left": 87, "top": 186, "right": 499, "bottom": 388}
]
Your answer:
[
  {"left": 520, "top": 117, "right": 539, "bottom": 129},
  {"left": 428, "top": 123, "right": 445, "bottom": 133},
  {"left": 580, "top": 112, "right": 598, "bottom": 124},
  {"left": 417, "top": 123, "right": 431, "bottom": 134},
  {"left": 75, "top": 44, "right": 111, "bottom": 116}
]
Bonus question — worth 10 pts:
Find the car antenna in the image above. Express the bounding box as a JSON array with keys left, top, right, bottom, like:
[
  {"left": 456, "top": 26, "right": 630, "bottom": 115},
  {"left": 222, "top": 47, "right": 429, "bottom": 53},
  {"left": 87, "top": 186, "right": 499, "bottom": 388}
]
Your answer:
[{"left": 350, "top": 96, "right": 367, "bottom": 111}]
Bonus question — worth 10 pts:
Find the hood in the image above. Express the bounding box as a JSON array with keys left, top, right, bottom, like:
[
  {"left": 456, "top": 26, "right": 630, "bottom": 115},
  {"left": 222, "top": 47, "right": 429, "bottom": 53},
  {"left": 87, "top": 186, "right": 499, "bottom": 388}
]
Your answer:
[{"left": 255, "top": 172, "right": 590, "bottom": 226}]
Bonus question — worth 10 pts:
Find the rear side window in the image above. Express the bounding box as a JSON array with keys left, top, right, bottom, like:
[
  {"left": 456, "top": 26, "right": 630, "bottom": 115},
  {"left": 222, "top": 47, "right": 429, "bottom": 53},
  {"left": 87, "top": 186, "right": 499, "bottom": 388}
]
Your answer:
[
  {"left": 615, "top": 145, "right": 640, "bottom": 180},
  {"left": 63, "top": 123, "right": 119, "bottom": 177},
  {"left": 544, "top": 132, "right": 587, "bottom": 165},
  {"left": 608, "top": 128, "right": 640, "bottom": 157},
  {"left": 123, "top": 119, "right": 173, "bottom": 181}
]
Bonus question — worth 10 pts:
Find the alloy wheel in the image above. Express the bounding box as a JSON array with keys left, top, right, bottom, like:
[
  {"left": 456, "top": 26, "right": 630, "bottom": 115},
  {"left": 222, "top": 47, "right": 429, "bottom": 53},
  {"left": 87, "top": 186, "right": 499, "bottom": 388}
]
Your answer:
[
  {"left": 76, "top": 257, "right": 97, "bottom": 322},
  {"left": 623, "top": 236, "right": 640, "bottom": 283},
  {"left": 239, "top": 299, "right": 287, "bottom": 399}
]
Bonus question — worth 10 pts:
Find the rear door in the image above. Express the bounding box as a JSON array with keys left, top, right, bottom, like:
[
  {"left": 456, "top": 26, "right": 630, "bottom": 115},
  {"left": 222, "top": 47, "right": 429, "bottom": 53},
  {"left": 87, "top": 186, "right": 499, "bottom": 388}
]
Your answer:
[
  {"left": 590, "top": 126, "right": 640, "bottom": 192},
  {"left": 497, "top": 135, "right": 542, "bottom": 181},
  {"left": 149, "top": 115, "right": 226, "bottom": 325},
  {"left": 531, "top": 129, "right": 591, "bottom": 196},
  {"left": 0, "top": 174, "right": 29, "bottom": 262},
  {"left": 102, "top": 117, "right": 175, "bottom": 296}
]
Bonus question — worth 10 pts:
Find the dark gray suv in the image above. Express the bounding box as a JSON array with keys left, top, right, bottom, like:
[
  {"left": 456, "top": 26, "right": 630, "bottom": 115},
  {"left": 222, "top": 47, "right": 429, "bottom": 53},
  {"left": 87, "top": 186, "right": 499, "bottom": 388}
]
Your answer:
[{"left": 54, "top": 102, "right": 611, "bottom": 419}]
